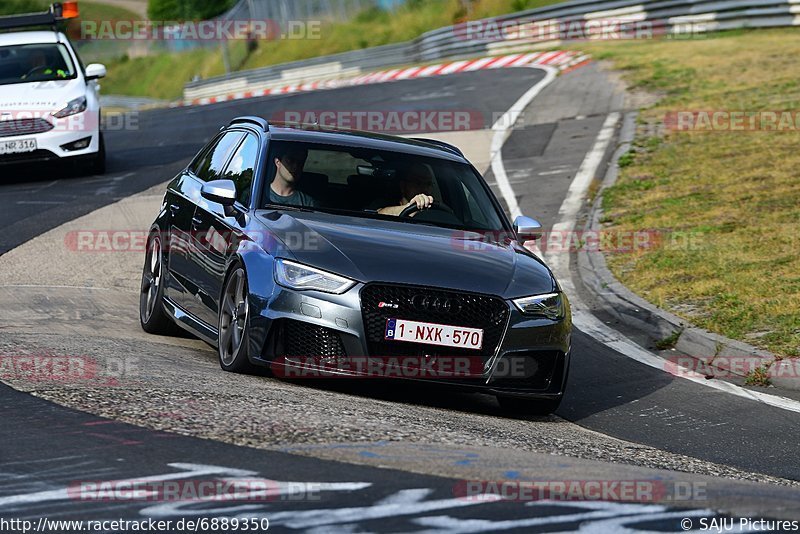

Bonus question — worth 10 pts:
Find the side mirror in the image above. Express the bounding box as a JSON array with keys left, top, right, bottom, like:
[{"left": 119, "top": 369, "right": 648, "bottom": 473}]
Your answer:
[
  {"left": 513, "top": 215, "right": 543, "bottom": 241},
  {"left": 85, "top": 63, "right": 106, "bottom": 80},
  {"left": 201, "top": 179, "right": 237, "bottom": 206}
]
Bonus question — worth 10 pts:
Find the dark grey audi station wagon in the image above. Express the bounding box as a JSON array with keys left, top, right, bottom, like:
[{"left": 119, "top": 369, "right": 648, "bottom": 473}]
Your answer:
[{"left": 139, "top": 117, "right": 571, "bottom": 414}]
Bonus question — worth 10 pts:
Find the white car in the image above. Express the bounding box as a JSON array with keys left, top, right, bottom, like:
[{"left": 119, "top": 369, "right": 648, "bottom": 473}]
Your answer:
[{"left": 0, "top": 5, "right": 106, "bottom": 174}]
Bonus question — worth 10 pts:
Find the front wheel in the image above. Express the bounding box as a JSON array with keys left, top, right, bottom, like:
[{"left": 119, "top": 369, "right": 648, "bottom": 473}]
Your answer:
[
  {"left": 140, "top": 232, "right": 175, "bottom": 334},
  {"left": 218, "top": 264, "right": 253, "bottom": 373},
  {"left": 77, "top": 133, "right": 106, "bottom": 176},
  {"left": 90, "top": 133, "right": 107, "bottom": 175},
  {"left": 497, "top": 395, "right": 562, "bottom": 416}
]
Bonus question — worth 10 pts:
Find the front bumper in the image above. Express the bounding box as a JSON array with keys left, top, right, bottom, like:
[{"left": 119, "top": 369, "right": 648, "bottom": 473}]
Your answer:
[
  {"left": 246, "top": 281, "right": 571, "bottom": 398},
  {"left": 0, "top": 113, "right": 101, "bottom": 165}
]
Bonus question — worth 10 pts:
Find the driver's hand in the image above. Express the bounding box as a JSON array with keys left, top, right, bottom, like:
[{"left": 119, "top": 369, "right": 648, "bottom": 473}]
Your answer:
[{"left": 406, "top": 194, "right": 433, "bottom": 211}]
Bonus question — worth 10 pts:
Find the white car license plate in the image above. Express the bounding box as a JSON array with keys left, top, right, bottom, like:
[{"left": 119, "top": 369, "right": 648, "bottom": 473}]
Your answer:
[
  {"left": 385, "top": 318, "right": 483, "bottom": 350},
  {"left": 0, "top": 138, "right": 37, "bottom": 155}
]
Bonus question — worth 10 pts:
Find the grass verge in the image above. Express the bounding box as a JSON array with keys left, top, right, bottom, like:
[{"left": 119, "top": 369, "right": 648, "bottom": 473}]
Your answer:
[{"left": 574, "top": 29, "right": 800, "bottom": 358}]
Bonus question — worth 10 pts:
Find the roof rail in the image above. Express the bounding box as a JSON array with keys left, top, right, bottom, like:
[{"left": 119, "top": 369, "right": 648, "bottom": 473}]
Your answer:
[
  {"left": 410, "top": 137, "right": 464, "bottom": 157},
  {"left": 228, "top": 116, "right": 269, "bottom": 132},
  {"left": 0, "top": 3, "right": 77, "bottom": 32}
]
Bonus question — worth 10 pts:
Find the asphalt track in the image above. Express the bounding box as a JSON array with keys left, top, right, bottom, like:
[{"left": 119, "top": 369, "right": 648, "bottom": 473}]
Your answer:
[{"left": 2, "top": 65, "right": 800, "bottom": 528}]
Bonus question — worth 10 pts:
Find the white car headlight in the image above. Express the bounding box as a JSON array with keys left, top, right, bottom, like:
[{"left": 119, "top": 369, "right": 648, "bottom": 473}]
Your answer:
[
  {"left": 53, "top": 96, "right": 87, "bottom": 118},
  {"left": 512, "top": 292, "right": 565, "bottom": 320},
  {"left": 274, "top": 259, "right": 355, "bottom": 294}
]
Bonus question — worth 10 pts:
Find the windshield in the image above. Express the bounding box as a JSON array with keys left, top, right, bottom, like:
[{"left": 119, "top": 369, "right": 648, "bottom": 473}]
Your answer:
[
  {"left": 261, "top": 140, "right": 507, "bottom": 232},
  {"left": 0, "top": 43, "right": 77, "bottom": 85}
]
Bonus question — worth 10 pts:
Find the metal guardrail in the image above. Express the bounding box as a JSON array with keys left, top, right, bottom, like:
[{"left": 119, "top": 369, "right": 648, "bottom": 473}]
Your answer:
[{"left": 184, "top": 0, "right": 799, "bottom": 100}]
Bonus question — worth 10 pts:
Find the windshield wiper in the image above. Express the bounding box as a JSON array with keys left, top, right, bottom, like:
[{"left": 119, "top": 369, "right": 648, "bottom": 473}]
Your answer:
[{"left": 261, "top": 203, "right": 315, "bottom": 212}]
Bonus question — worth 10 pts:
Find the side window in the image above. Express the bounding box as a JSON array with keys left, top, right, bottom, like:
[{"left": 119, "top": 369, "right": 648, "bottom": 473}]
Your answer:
[
  {"left": 223, "top": 134, "right": 259, "bottom": 206},
  {"left": 191, "top": 132, "right": 244, "bottom": 182},
  {"left": 188, "top": 135, "right": 218, "bottom": 175}
]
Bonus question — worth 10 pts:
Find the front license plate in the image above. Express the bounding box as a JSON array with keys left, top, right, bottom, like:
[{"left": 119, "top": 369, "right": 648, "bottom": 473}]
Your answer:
[
  {"left": 385, "top": 318, "right": 483, "bottom": 350},
  {"left": 0, "top": 138, "right": 37, "bottom": 155}
]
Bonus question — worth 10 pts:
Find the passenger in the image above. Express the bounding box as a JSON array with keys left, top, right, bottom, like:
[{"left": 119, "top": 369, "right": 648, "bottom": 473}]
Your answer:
[{"left": 268, "top": 145, "right": 316, "bottom": 208}]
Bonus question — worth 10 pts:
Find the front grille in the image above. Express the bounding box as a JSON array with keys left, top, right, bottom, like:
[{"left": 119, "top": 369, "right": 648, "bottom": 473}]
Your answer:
[
  {"left": 280, "top": 319, "right": 346, "bottom": 363},
  {"left": 360, "top": 283, "right": 509, "bottom": 365},
  {"left": 0, "top": 118, "right": 53, "bottom": 138},
  {"left": 488, "top": 350, "right": 560, "bottom": 390},
  {"left": 0, "top": 149, "right": 57, "bottom": 164}
]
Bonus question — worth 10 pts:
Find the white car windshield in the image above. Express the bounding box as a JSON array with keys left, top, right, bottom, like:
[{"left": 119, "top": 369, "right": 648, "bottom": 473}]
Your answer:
[{"left": 0, "top": 43, "right": 77, "bottom": 84}]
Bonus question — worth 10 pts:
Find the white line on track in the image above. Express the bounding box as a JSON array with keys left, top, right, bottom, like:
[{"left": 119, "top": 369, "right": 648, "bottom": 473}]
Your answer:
[
  {"left": 489, "top": 65, "right": 559, "bottom": 220},
  {"left": 492, "top": 71, "right": 800, "bottom": 414}
]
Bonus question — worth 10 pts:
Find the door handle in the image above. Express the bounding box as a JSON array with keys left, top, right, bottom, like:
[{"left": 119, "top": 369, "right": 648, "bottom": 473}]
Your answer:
[
  {"left": 191, "top": 216, "right": 204, "bottom": 226},
  {"left": 169, "top": 203, "right": 180, "bottom": 213}
]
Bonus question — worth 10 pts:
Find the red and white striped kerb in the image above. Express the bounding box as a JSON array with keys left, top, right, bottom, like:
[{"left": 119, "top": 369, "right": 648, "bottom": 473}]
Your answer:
[{"left": 176, "top": 50, "right": 590, "bottom": 107}]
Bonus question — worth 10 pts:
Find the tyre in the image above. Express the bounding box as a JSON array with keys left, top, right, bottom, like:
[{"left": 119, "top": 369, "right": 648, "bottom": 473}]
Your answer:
[
  {"left": 497, "top": 395, "right": 562, "bottom": 416},
  {"left": 218, "top": 263, "right": 254, "bottom": 373},
  {"left": 139, "top": 231, "right": 176, "bottom": 334},
  {"left": 89, "top": 133, "right": 106, "bottom": 175},
  {"left": 77, "top": 133, "right": 105, "bottom": 176}
]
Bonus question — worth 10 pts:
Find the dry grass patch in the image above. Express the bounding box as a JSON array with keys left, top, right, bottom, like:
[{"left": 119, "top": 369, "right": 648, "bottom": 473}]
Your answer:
[{"left": 573, "top": 29, "right": 800, "bottom": 358}]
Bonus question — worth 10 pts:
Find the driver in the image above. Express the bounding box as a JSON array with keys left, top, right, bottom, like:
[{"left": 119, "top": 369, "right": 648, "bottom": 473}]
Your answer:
[
  {"left": 378, "top": 162, "right": 435, "bottom": 216},
  {"left": 23, "top": 49, "right": 66, "bottom": 80}
]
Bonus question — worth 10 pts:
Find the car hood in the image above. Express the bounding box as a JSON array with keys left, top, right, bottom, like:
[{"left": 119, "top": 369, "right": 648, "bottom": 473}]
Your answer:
[
  {"left": 253, "top": 210, "right": 557, "bottom": 298},
  {"left": 0, "top": 79, "right": 84, "bottom": 113}
]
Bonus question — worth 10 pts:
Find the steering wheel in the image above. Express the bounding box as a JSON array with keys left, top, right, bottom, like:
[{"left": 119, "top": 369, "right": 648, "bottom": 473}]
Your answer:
[
  {"left": 399, "top": 200, "right": 455, "bottom": 218},
  {"left": 22, "top": 65, "right": 50, "bottom": 79}
]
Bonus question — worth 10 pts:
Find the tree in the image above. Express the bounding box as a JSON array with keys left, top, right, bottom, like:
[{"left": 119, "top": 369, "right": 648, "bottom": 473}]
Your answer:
[{"left": 147, "top": 0, "right": 235, "bottom": 21}]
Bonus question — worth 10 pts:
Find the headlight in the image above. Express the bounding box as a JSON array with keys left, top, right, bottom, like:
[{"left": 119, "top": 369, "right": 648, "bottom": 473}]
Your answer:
[
  {"left": 512, "top": 292, "right": 565, "bottom": 320},
  {"left": 53, "top": 96, "right": 87, "bottom": 118},
  {"left": 274, "top": 259, "right": 355, "bottom": 294}
]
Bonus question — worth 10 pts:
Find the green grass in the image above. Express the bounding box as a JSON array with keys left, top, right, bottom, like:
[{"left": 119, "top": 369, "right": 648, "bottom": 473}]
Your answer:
[
  {"left": 0, "top": 0, "right": 48, "bottom": 16},
  {"left": 99, "top": 46, "right": 234, "bottom": 98},
  {"left": 79, "top": 1, "right": 141, "bottom": 21},
  {"left": 655, "top": 330, "right": 682, "bottom": 351},
  {"left": 575, "top": 29, "right": 800, "bottom": 358},
  {"left": 744, "top": 366, "right": 771, "bottom": 387}
]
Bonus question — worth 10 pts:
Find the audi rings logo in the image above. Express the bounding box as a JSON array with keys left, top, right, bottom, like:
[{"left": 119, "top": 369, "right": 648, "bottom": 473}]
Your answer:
[{"left": 410, "top": 295, "right": 462, "bottom": 314}]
